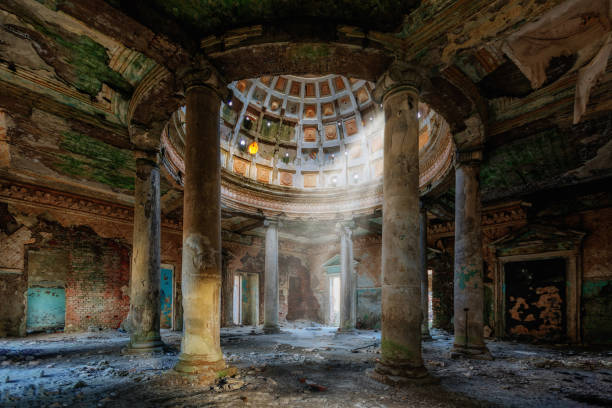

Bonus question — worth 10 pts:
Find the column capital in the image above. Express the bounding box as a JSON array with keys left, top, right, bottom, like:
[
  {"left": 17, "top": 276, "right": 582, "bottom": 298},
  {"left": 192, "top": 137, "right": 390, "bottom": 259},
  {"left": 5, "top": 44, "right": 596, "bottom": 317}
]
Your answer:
[
  {"left": 134, "top": 149, "right": 160, "bottom": 167},
  {"left": 264, "top": 217, "right": 281, "bottom": 228},
  {"left": 373, "top": 61, "right": 426, "bottom": 104},
  {"left": 335, "top": 220, "right": 355, "bottom": 235},
  {"left": 178, "top": 55, "right": 230, "bottom": 101},
  {"left": 129, "top": 121, "right": 164, "bottom": 153},
  {"left": 454, "top": 149, "right": 483, "bottom": 167}
]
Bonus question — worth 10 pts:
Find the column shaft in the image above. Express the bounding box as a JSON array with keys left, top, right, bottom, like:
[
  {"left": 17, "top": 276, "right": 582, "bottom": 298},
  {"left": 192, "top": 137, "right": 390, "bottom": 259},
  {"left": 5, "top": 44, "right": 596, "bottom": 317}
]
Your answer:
[
  {"left": 127, "top": 152, "right": 163, "bottom": 353},
  {"left": 374, "top": 85, "right": 429, "bottom": 382},
  {"left": 174, "top": 84, "right": 225, "bottom": 375},
  {"left": 263, "top": 219, "right": 280, "bottom": 333},
  {"left": 420, "top": 205, "right": 432, "bottom": 339},
  {"left": 221, "top": 253, "right": 233, "bottom": 327},
  {"left": 338, "top": 224, "right": 355, "bottom": 332},
  {"left": 452, "top": 156, "right": 491, "bottom": 359}
]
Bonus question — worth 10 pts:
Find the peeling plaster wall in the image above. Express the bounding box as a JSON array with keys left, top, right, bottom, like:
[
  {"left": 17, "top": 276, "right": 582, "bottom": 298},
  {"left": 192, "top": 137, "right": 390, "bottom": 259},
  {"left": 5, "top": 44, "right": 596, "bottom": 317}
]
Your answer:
[
  {"left": 354, "top": 236, "right": 382, "bottom": 330},
  {"left": 0, "top": 203, "right": 131, "bottom": 335},
  {"left": 0, "top": 201, "right": 183, "bottom": 337},
  {"left": 429, "top": 205, "right": 612, "bottom": 344},
  {"left": 562, "top": 207, "right": 612, "bottom": 344},
  {"left": 309, "top": 235, "right": 382, "bottom": 329},
  {"left": 222, "top": 238, "right": 316, "bottom": 326},
  {"left": 430, "top": 241, "right": 454, "bottom": 332}
]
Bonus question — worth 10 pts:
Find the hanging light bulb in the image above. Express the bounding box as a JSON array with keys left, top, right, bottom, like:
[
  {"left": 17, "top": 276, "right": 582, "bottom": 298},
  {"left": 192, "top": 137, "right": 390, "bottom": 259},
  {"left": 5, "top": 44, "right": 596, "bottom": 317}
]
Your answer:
[
  {"left": 240, "top": 140, "right": 246, "bottom": 146},
  {"left": 228, "top": 101, "right": 233, "bottom": 107},
  {"left": 248, "top": 141, "right": 259, "bottom": 155}
]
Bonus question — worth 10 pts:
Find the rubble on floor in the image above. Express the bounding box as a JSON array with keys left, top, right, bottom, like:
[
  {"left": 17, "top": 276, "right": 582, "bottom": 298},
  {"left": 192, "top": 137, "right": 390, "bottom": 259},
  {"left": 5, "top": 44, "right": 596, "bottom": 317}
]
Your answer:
[{"left": 0, "top": 327, "right": 610, "bottom": 407}]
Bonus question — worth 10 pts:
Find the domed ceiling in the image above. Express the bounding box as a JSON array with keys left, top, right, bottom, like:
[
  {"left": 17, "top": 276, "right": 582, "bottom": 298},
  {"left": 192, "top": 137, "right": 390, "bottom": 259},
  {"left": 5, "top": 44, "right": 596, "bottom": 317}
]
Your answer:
[{"left": 162, "top": 75, "right": 454, "bottom": 218}]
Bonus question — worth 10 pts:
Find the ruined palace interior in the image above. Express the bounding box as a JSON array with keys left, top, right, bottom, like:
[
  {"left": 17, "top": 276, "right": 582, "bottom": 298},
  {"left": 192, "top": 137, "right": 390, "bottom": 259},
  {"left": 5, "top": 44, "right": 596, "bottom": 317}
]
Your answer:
[{"left": 0, "top": 0, "right": 611, "bottom": 407}]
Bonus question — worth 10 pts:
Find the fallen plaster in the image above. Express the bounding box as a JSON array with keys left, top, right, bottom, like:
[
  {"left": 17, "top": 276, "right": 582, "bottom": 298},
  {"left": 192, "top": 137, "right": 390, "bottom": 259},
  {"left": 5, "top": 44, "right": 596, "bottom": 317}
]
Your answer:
[{"left": 0, "top": 323, "right": 611, "bottom": 407}]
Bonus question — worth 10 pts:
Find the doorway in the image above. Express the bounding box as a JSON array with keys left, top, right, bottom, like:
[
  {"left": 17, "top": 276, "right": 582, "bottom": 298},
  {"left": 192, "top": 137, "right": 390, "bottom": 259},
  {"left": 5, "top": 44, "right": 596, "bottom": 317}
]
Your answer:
[
  {"left": 234, "top": 274, "right": 259, "bottom": 325},
  {"left": 329, "top": 275, "right": 341, "bottom": 326},
  {"left": 160, "top": 264, "right": 174, "bottom": 329},
  {"left": 26, "top": 287, "right": 66, "bottom": 333},
  {"left": 233, "top": 275, "right": 242, "bottom": 325},
  {"left": 504, "top": 258, "right": 566, "bottom": 342}
]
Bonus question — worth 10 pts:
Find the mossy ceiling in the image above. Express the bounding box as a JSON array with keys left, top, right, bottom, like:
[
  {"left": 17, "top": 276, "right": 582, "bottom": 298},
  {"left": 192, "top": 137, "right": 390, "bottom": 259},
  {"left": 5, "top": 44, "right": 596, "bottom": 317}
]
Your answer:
[{"left": 105, "top": 0, "right": 420, "bottom": 43}]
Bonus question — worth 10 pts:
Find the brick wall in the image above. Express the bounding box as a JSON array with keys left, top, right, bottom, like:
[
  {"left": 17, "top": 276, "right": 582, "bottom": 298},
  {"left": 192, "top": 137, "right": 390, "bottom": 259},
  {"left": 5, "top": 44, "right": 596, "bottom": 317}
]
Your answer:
[{"left": 0, "top": 203, "right": 131, "bottom": 335}]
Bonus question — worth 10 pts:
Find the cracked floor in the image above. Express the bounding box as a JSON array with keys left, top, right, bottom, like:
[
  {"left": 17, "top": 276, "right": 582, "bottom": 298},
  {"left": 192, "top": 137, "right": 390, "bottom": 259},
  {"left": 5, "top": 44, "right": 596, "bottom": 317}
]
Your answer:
[{"left": 1, "top": 324, "right": 611, "bottom": 407}]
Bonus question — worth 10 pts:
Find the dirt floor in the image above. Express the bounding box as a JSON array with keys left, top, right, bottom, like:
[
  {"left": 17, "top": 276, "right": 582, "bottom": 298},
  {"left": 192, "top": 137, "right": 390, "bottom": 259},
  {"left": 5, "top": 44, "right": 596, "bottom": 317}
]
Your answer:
[{"left": 1, "top": 324, "right": 611, "bottom": 407}]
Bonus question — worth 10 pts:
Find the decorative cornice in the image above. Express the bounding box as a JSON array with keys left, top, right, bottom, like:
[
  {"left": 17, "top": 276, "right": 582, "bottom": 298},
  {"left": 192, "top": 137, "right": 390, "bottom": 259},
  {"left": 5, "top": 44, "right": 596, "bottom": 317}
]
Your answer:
[
  {"left": 455, "top": 149, "right": 483, "bottom": 166},
  {"left": 0, "top": 181, "right": 182, "bottom": 232},
  {"left": 429, "top": 201, "right": 528, "bottom": 239}
]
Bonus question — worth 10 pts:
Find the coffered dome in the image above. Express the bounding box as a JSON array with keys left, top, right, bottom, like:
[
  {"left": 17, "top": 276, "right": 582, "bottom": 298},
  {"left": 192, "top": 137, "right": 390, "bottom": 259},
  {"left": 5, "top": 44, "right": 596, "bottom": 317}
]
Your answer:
[{"left": 162, "top": 75, "right": 454, "bottom": 218}]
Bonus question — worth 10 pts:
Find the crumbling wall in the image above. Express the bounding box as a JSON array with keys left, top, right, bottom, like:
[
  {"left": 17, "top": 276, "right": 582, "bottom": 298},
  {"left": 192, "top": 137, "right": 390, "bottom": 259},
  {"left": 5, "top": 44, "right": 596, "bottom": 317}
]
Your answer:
[
  {"left": 308, "top": 235, "right": 383, "bottom": 329},
  {"left": 0, "top": 203, "right": 33, "bottom": 336},
  {"left": 354, "top": 236, "right": 382, "bottom": 329},
  {"left": 430, "top": 241, "right": 454, "bottom": 332},
  {"left": 223, "top": 238, "right": 316, "bottom": 325},
  {"left": 0, "top": 203, "right": 131, "bottom": 335},
  {"left": 284, "top": 249, "right": 320, "bottom": 322},
  {"left": 562, "top": 207, "right": 612, "bottom": 344},
  {"left": 307, "top": 242, "right": 339, "bottom": 325}
]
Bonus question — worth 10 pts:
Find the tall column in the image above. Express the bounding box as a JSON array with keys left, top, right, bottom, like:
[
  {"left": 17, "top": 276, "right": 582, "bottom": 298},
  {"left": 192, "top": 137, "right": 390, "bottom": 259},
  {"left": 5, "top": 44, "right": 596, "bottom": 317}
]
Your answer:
[
  {"left": 369, "top": 62, "right": 434, "bottom": 385},
  {"left": 220, "top": 250, "right": 233, "bottom": 327},
  {"left": 451, "top": 150, "right": 491, "bottom": 359},
  {"left": 126, "top": 148, "right": 164, "bottom": 353},
  {"left": 337, "top": 221, "right": 355, "bottom": 332},
  {"left": 420, "top": 202, "right": 432, "bottom": 340},
  {"left": 174, "top": 61, "right": 229, "bottom": 378},
  {"left": 263, "top": 218, "right": 280, "bottom": 333}
]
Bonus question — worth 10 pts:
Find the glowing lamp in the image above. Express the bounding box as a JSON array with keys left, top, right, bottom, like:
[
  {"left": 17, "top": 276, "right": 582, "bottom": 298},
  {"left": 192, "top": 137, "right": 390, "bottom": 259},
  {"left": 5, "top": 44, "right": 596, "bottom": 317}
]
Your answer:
[{"left": 248, "top": 141, "right": 259, "bottom": 155}]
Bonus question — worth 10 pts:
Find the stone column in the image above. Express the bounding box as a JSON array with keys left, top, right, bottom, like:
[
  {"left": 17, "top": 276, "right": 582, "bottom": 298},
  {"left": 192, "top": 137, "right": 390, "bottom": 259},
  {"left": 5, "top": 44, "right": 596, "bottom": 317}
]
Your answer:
[
  {"left": 174, "top": 61, "right": 230, "bottom": 378},
  {"left": 263, "top": 218, "right": 280, "bottom": 333},
  {"left": 369, "top": 62, "right": 434, "bottom": 385},
  {"left": 451, "top": 150, "right": 492, "bottom": 359},
  {"left": 420, "top": 202, "right": 432, "bottom": 340},
  {"left": 126, "top": 148, "right": 164, "bottom": 354},
  {"left": 220, "top": 250, "right": 233, "bottom": 327},
  {"left": 337, "top": 221, "right": 355, "bottom": 332}
]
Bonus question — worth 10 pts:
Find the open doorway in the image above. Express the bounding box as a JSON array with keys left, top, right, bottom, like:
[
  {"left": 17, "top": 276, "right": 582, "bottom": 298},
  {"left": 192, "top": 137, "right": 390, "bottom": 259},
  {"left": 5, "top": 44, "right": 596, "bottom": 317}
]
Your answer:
[
  {"left": 329, "top": 275, "right": 341, "bottom": 326},
  {"left": 233, "top": 275, "right": 242, "bottom": 325},
  {"left": 233, "top": 273, "right": 259, "bottom": 326}
]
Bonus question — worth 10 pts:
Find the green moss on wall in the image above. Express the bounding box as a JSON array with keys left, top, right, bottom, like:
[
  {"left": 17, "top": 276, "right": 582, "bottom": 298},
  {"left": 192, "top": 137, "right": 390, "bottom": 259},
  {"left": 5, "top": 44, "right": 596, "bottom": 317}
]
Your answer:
[
  {"left": 480, "top": 128, "right": 579, "bottom": 194},
  {"left": 40, "top": 27, "right": 133, "bottom": 98},
  {"left": 55, "top": 131, "right": 135, "bottom": 191},
  {"left": 582, "top": 280, "right": 612, "bottom": 345}
]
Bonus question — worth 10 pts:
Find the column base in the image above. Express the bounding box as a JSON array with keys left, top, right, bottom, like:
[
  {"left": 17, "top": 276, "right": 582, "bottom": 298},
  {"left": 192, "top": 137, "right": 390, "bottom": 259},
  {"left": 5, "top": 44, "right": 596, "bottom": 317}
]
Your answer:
[
  {"left": 368, "top": 363, "right": 439, "bottom": 386},
  {"left": 263, "top": 325, "right": 280, "bottom": 334},
  {"left": 170, "top": 360, "right": 237, "bottom": 386},
  {"left": 174, "top": 353, "right": 227, "bottom": 378},
  {"left": 450, "top": 344, "right": 493, "bottom": 360},
  {"left": 122, "top": 339, "right": 165, "bottom": 355},
  {"left": 337, "top": 327, "right": 355, "bottom": 334},
  {"left": 421, "top": 326, "right": 433, "bottom": 341}
]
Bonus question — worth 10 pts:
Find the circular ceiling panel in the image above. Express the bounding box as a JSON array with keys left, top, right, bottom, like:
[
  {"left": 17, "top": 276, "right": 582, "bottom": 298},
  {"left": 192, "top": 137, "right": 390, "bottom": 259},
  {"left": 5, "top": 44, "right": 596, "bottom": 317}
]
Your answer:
[{"left": 162, "top": 75, "right": 454, "bottom": 218}]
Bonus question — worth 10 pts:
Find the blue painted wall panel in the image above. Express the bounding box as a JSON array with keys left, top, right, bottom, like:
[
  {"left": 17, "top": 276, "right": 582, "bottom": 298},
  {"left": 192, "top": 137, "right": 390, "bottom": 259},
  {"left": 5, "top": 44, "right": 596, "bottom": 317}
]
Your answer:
[
  {"left": 160, "top": 267, "right": 173, "bottom": 328},
  {"left": 26, "top": 287, "right": 65, "bottom": 332}
]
